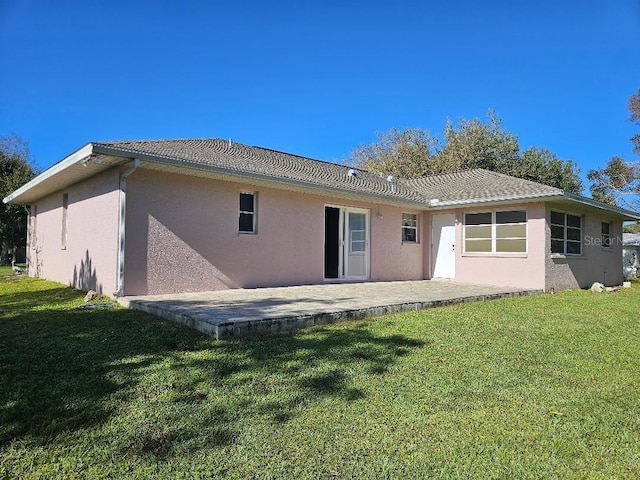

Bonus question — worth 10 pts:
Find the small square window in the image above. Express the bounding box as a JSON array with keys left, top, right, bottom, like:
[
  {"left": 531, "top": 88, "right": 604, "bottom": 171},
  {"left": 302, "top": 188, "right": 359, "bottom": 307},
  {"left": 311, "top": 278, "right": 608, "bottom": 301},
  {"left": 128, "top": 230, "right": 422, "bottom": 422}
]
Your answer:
[
  {"left": 550, "top": 210, "right": 582, "bottom": 255},
  {"left": 402, "top": 213, "right": 418, "bottom": 243},
  {"left": 239, "top": 192, "right": 256, "bottom": 233}
]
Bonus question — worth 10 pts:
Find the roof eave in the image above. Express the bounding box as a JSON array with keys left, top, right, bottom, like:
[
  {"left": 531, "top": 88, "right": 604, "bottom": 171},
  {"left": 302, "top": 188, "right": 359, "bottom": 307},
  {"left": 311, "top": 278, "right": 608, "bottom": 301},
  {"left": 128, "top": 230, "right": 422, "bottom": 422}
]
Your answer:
[
  {"left": 560, "top": 192, "right": 640, "bottom": 221},
  {"left": 3, "top": 143, "right": 97, "bottom": 204}
]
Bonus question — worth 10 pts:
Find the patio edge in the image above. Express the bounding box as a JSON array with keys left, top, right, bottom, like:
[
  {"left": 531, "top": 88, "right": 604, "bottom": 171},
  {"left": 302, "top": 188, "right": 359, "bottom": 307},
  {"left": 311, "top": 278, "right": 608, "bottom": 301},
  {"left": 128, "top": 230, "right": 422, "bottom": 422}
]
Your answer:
[{"left": 119, "top": 289, "right": 543, "bottom": 339}]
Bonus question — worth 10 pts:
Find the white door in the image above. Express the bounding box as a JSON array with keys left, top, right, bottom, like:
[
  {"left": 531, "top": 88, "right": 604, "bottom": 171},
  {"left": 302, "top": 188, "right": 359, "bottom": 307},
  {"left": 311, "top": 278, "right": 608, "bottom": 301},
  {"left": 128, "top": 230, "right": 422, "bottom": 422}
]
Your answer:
[
  {"left": 345, "top": 210, "right": 369, "bottom": 279},
  {"left": 432, "top": 214, "right": 456, "bottom": 279}
]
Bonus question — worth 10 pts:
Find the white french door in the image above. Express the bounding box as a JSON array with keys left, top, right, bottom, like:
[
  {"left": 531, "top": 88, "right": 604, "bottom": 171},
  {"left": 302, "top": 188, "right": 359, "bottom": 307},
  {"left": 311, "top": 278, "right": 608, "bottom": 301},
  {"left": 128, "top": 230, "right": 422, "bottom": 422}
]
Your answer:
[{"left": 324, "top": 206, "right": 370, "bottom": 280}]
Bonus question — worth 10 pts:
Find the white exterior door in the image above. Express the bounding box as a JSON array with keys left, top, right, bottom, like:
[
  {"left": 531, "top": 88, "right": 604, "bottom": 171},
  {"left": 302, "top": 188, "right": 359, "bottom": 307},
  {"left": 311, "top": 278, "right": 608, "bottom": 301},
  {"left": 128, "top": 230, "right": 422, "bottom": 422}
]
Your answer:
[
  {"left": 345, "top": 209, "right": 369, "bottom": 279},
  {"left": 432, "top": 213, "right": 456, "bottom": 279}
]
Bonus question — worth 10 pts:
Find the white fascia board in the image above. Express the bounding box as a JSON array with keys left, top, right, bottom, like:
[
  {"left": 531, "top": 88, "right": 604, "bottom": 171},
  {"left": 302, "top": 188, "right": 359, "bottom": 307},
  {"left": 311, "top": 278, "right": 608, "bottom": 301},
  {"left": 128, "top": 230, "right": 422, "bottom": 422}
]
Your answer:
[
  {"left": 2, "top": 143, "right": 94, "bottom": 204},
  {"left": 426, "top": 192, "right": 560, "bottom": 209},
  {"left": 562, "top": 192, "right": 640, "bottom": 220}
]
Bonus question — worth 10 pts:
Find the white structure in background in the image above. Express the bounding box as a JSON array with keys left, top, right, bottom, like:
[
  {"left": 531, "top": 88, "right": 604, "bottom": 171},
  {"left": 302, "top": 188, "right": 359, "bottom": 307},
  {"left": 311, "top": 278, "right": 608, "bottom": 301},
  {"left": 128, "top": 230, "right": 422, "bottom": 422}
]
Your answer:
[{"left": 623, "top": 233, "right": 640, "bottom": 277}]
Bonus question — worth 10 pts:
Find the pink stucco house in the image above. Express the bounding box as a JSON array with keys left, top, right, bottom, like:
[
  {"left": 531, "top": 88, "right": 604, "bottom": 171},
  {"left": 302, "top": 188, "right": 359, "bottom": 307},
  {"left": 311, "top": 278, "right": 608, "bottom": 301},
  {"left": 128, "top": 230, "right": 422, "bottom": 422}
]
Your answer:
[{"left": 4, "top": 139, "right": 639, "bottom": 296}]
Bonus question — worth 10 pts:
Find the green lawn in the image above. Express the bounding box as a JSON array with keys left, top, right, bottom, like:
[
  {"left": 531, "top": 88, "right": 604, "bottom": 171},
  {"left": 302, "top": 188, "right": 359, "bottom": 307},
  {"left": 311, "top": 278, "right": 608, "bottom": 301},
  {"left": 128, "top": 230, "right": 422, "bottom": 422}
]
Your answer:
[{"left": 1, "top": 274, "right": 639, "bottom": 479}]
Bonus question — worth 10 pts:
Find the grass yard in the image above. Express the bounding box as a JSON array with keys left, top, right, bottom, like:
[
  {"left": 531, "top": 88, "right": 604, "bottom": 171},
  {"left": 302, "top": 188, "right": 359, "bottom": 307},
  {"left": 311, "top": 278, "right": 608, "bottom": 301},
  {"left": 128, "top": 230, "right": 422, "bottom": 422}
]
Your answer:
[{"left": 1, "top": 273, "right": 639, "bottom": 479}]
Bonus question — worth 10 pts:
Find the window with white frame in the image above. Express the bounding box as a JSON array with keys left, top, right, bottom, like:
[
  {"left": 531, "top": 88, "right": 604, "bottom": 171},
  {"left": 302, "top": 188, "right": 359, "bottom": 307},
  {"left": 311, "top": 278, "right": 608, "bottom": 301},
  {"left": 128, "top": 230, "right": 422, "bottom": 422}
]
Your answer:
[
  {"left": 550, "top": 210, "right": 582, "bottom": 255},
  {"left": 402, "top": 213, "right": 419, "bottom": 243},
  {"left": 601, "top": 221, "right": 612, "bottom": 248},
  {"left": 464, "top": 210, "right": 527, "bottom": 254},
  {"left": 239, "top": 192, "right": 257, "bottom": 234}
]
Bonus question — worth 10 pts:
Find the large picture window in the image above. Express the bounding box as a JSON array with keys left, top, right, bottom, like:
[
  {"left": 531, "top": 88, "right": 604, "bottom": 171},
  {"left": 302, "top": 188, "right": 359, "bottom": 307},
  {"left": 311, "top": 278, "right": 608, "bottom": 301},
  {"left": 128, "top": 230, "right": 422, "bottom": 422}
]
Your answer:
[
  {"left": 464, "top": 210, "right": 527, "bottom": 254},
  {"left": 550, "top": 211, "right": 582, "bottom": 255},
  {"left": 239, "top": 192, "right": 257, "bottom": 234}
]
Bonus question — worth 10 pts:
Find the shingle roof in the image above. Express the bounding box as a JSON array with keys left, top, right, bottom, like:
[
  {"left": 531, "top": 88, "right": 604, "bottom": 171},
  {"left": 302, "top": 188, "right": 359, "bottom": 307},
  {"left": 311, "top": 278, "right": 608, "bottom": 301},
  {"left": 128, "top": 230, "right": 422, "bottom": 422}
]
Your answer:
[
  {"left": 94, "top": 139, "right": 563, "bottom": 206},
  {"left": 93, "top": 138, "right": 427, "bottom": 204},
  {"left": 406, "top": 169, "right": 562, "bottom": 204},
  {"left": 6, "top": 137, "right": 638, "bottom": 220}
]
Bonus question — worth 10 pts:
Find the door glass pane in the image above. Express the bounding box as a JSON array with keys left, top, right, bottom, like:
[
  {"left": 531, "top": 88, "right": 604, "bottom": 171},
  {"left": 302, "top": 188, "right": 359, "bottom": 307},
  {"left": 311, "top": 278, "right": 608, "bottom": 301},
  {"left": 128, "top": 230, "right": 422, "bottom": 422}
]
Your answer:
[
  {"left": 349, "top": 212, "right": 364, "bottom": 230},
  {"left": 349, "top": 212, "right": 367, "bottom": 254}
]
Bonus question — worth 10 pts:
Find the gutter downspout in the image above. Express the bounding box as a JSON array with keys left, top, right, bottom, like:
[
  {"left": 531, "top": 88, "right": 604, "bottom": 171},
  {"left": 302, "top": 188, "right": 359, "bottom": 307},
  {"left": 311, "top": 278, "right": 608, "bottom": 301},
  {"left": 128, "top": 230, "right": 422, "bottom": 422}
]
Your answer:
[
  {"left": 23, "top": 206, "right": 30, "bottom": 274},
  {"left": 113, "top": 159, "right": 140, "bottom": 297}
]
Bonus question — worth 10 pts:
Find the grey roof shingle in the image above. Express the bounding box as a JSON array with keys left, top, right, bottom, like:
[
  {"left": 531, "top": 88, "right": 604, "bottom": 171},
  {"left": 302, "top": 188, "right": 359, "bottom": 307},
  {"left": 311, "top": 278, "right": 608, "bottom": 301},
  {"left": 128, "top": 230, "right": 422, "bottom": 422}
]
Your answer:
[
  {"left": 94, "top": 139, "right": 561, "bottom": 206},
  {"left": 405, "top": 169, "right": 562, "bottom": 204},
  {"left": 94, "top": 138, "right": 427, "bottom": 204}
]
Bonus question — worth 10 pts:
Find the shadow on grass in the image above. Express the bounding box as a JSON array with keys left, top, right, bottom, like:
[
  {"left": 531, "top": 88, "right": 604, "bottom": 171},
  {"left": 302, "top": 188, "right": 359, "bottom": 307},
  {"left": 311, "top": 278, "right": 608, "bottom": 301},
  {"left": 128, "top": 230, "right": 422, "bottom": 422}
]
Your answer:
[{"left": 0, "top": 281, "right": 426, "bottom": 460}]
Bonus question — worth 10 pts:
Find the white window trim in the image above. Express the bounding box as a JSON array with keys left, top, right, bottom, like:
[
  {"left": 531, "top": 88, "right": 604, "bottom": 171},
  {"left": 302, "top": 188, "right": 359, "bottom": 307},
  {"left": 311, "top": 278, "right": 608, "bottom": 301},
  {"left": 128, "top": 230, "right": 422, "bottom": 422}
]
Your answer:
[
  {"left": 239, "top": 191, "right": 257, "bottom": 234},
  {"left": 550, "top": 210, "right": 583, "bottom": 257},
  {"left": 463, "top": 209, "right": 528, "bottom": 255},
  {"left": 402, "top": 212, "right": 419, "bottom": 244}
]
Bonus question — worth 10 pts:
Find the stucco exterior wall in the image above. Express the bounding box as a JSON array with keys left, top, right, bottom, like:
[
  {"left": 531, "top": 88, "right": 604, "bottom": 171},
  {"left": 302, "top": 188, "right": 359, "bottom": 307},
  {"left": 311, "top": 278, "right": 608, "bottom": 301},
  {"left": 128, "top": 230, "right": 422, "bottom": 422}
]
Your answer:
[
  {"left": 123, "top": 168, "right": 425, "bottom": 295},
  {"left": 545, "top": 207, "right": 624, "bottom": 291},
  {"left": 444, "top": 202, "right": 547, "bottom": 290},
  {"left": 28, "top": 168, "right": 120, "bottom": 294}
]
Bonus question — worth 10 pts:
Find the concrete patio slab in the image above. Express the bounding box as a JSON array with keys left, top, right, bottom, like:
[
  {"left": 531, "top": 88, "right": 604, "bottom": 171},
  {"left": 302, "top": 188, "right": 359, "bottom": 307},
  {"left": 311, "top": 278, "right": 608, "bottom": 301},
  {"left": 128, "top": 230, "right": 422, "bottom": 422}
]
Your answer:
[{"left": 117, "top": 280, "right": 542, "bottom": 339}]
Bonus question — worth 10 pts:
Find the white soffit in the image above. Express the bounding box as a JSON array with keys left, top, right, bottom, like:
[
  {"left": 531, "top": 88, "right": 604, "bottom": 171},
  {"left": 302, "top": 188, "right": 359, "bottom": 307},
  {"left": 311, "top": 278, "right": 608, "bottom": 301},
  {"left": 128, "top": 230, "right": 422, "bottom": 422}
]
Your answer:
[{"left": 3, "top": 144, "right": 129, "bottom": 204}]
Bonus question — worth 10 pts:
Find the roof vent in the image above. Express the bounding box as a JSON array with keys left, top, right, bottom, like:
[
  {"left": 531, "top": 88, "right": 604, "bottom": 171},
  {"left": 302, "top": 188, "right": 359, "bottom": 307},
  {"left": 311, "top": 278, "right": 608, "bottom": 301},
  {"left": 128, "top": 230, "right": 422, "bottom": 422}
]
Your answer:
[
  {"left": 387, "top": 175, "right": 396, "bottom": 193},
  {"left": 348, "top": 169, "right": 358, "bottom": 178},
  {"left": 429, "top": 199, "right": 440, "bottom": 206}
]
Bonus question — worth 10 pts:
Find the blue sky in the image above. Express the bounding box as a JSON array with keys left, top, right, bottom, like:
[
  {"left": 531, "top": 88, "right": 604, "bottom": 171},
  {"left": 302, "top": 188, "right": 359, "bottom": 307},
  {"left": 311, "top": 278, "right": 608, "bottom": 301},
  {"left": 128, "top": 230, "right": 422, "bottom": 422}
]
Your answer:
[{"left": 1, "top": 0, "right": 639, "bottom": 193}]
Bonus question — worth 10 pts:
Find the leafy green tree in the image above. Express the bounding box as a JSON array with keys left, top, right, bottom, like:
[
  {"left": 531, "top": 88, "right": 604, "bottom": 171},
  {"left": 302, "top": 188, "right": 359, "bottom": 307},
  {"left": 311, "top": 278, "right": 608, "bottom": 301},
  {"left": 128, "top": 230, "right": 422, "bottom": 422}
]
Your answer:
[
  {"left": 347, "top": 127, "right": 440, "bottom": 178},
  {"left": 1, "top": 134, "right": 36, "bottom": 263},
  {"left": 509, "top": 147, "right": 584, "bottom": 193},
  {"left": 629, "top": 87, "right": 640, "bottom": 155},
  {"left": 345, "top": 111, "right": 583, "bottom": 193},
  {"left": 436, "top": 111, "right": 520, "bottom": 173},
  {"left": 587, "top": 156, "right": 639, "bottom": 209},
  {"left": 587, "top": 88, "right": 640, "bottom": 210}
]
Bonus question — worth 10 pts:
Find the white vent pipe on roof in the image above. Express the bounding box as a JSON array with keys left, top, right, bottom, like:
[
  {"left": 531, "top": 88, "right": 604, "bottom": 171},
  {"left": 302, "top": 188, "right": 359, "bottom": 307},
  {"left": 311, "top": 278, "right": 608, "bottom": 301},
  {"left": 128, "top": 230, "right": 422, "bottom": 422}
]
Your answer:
[{"left": 387, "top": 175, "right": 396, "bottom": 193}]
